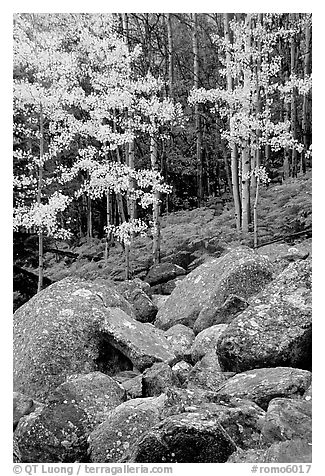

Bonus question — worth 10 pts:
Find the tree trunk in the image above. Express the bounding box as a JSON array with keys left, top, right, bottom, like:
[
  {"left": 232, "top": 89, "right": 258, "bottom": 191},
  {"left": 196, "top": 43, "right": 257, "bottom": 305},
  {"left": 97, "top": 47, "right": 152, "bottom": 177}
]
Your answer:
[
  {"left": 253, "top": 178, "right": 260, "bottom": 248},
  {"left": 241, "top": 14, "right": 252, "bottom": 233},
  {"left": 224, "top": 13, "right": 241, "bottom": 230},
  {"left": 192, "top": 13, "right": 203, "bottom": 207},
  {"left": 37, "top": 104, "right": 44, "bottom": 293},
  {"left": 301, "top": 17, "right": 311, "bottom": 173},
  {"left": 166, "top": 13, "right": 174, "bottom": 98},
  {"left": 290, "top": 14, "right": 298, "bottom": 177},
  {"left": 150, "top": 135, "right": 161, "bottom": 264}
]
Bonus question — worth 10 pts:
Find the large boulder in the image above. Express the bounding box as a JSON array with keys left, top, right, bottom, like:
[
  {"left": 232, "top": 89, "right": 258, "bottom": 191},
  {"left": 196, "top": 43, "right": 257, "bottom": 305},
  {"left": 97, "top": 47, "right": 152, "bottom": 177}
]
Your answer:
[
  {"left": 48, "top": 372, "right": 126, "bottom": 426},
  {"left": 13, "top": 277, "right": 176, "bottom": 401},
  {"left": 217, "top": 259, "right": 312, "bottom": 372},
  {"left": 124, "top": 412, "right": 237, "bottom": 463},
  {"left": 187, "top": 351, "right": 228, "bottom": 391},
  {"left": 116, "top": 279, "right": 157, "bottom": 323},
  {"left": 154, "top": 247, "right": 273, "bottom": 331},
  {"left": 14, "top": 372, "right": 126, "bottom": 463},
  {"left": 261, "top": 398, "right": 312, "bottom": 444},
  {"left": 215, "top": 367, "right": 312, "bottom": 410},
  {"left": 142, "top": 363, "right": 176, "bottom": 397},
  {"left": 15, "top": 399, "right": 89, "bottom": 463},
  {"left": 191, "top": 325, "right": 228, "bottom": 363},
  {"left": 88, "top": 395, "right": 167, "bottom": 463},
  {"left": 193, "top": 398, "right": 266, "bottom": 450},
  {"left": 164, "top": 324, "right": 195, "bottom": 362},
  {"left": 193, "top": 294, "right": 249, "bottom": 334}
]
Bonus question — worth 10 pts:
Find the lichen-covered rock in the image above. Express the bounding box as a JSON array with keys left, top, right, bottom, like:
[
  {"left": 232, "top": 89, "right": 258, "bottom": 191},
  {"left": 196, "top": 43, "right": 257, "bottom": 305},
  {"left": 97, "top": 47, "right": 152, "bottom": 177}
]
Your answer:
[
  {"left": 13, "top": 277, "right": 176, "bottom": 401},
  {"left": 193, "top": 294, "right": 249, "bottom": 335},
  {"left": 193, "top": 398, "right": 266, "bottom": 450},
  {"left": 142, "top": 363, "right": 176, "bottom": 397},
  {"left": 112, "top": 371, "right": 143, "bottom": 399},
  {"left": 155, "top": 247, "right": 273, "bottom": 331},
  {"left": 171, "top": 361, "right": 192, "bottom": 386},
  {"left": 228, "top": 439, "right": 312, "bottom": 463},
  {"left": 48, "top": 372, "right": 126, "bottom": 427},
  {"left": 123, "top": 412, "right": 237, "bottom": 463},
  {"left": 261, "top": 398, "right": 312, "bottom": 444},
  {"left": 256, "top": 241, "right": 311, "bottom": 276},
  {"left": 116, "top": 279, "right": 157, "bottom": 323},
  {"left": 217, "top": 259, "right": 312, "bottom": 372},
  {"left": 164, "top": 324, "right": 195, "bottom": 361},
  {"left": 227, "top": 448, "right": 266, "bottom": 463},
  {"left": 151, "top": 294, "right": 169, "bottom": 310},
  {"left": 15, "top": 399, "right": 90, "bottom": 462},
  {"left": 13, "top": 392, "right": 35, "bottom": 430},
  {"left": 15, "top": 372, "right": 127, "bottom": 463},
  {"left": 88, "top": 395, "right": 167, "bottom": 463},
  {"left": 215, "top": 367, "right": 312, "bottom": 410},
  {"left": 264, "top": 439, "right": 312, "bottom": 463},
  {"left": 187, "top": 351, "right": 227, "bottom": 391},
  {"left": 145, "top": 263, "right": 186, "bottom": 286},
  {"left": 191, "top": 325, "right": 228, "bottom": 363}
]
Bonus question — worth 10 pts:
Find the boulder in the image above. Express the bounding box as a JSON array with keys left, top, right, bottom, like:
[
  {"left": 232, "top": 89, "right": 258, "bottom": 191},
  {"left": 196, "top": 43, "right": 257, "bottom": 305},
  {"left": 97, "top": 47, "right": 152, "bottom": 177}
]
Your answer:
[
  {"left": 193, "top": 294, "right": 249, "bottom": 334},
  {"left": 15, "top": 399, "right": 90, "bottom": 462},
  {"left": 155, "top": 247, "right": 273, "bottom": 331},
  {"left": 164, "top": 324, "right": 195, "bottom": 361},
  {"left": 13, "top": 392, "right": 35, "bottom": 430},
  {"left": 187, "top": 351, "right": 227, "bottom": 391},
  {"left": 89, "top": 395, "right": 167, "bottom": 463},
  {"left": 144, "top": 263, "right": 186, "bottom": 286},
  {"left": 13, "top": 277, "right": 176, "bottom": 401},
  {"left": 142, "top": 363, "right": 176, "bottom": 397},
  {"left": 256, "top": 241, "right": 311, "bottom": 275},
  {"left": 15, "top": 372, "right": 126, "bottom": 463},
  {"left": 215, "top": 367, "right": 312, "bottom": 410},
  {"left": 192, "top": 398, "right": 265, "bottom": 450},
  {"left": 261, "top": 398, "right": 312, "bottom": 444},
  {"left": 124, "top": 412, "right": 237, "bottom": 463},
  {"left": 48, "top": 372, "right": 126, "bottom": 426},
  {"left": 228, "top": 439, "right": 312, "bottom": 463},
  {"left": 264, "top": 439, "right": 312, "bottom": 463},
  {"left": 112, "top": 370, "right": 143, "bottom": 399},
  {"left": 151, "top": 295, "right": 169, "bottom": 310},
  {"left": 191, "top": 325, "right": 228, "bottom": 363},
  {"left": 116, "top": 279, "right": 157, "bottom": 323},
  {"left": 171, "top": 361, "right": 193, "bottom": 386},
  {"left": 217, "top": 259, "right": 312, "bottom": 372}
]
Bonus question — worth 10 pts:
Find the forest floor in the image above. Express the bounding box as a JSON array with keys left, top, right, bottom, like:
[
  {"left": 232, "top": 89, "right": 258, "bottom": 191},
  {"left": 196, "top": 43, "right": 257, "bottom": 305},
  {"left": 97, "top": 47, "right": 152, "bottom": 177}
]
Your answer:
[
  {"left": 14, "top": 171, "right": 312, "bottom": 309},
  {"left": 45, "top": 171, "right": 312, "bottom": 281}
]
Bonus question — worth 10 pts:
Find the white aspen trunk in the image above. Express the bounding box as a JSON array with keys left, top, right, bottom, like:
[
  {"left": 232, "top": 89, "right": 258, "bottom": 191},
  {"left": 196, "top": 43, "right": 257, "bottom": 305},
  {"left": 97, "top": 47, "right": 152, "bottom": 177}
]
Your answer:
[
  {"left": 192, "top": 13, "right": 203, "bottom": 206},
  {"left": 301, "top": 18, "right": 311, "bottom": 173},
  {"left": 290, "top": 13, "right": 298, "bottom": 178},
  {"left": 241, "top": 14, "right": 252, "bottom": 233},
  {"left": 253, "top": 178, "right": 260, "bottom": 248},
  {"left": 150, "top": 135, "right": 160, "bottom": 265},
  {"left": 166, "top": 13, "right": 174, "bottom": 99},
  {"left": 224, "top": 13, "right": 241, "bottom": 231},
  {"left": 37, "top": 104, "right": 44, "bottom": 293}
]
